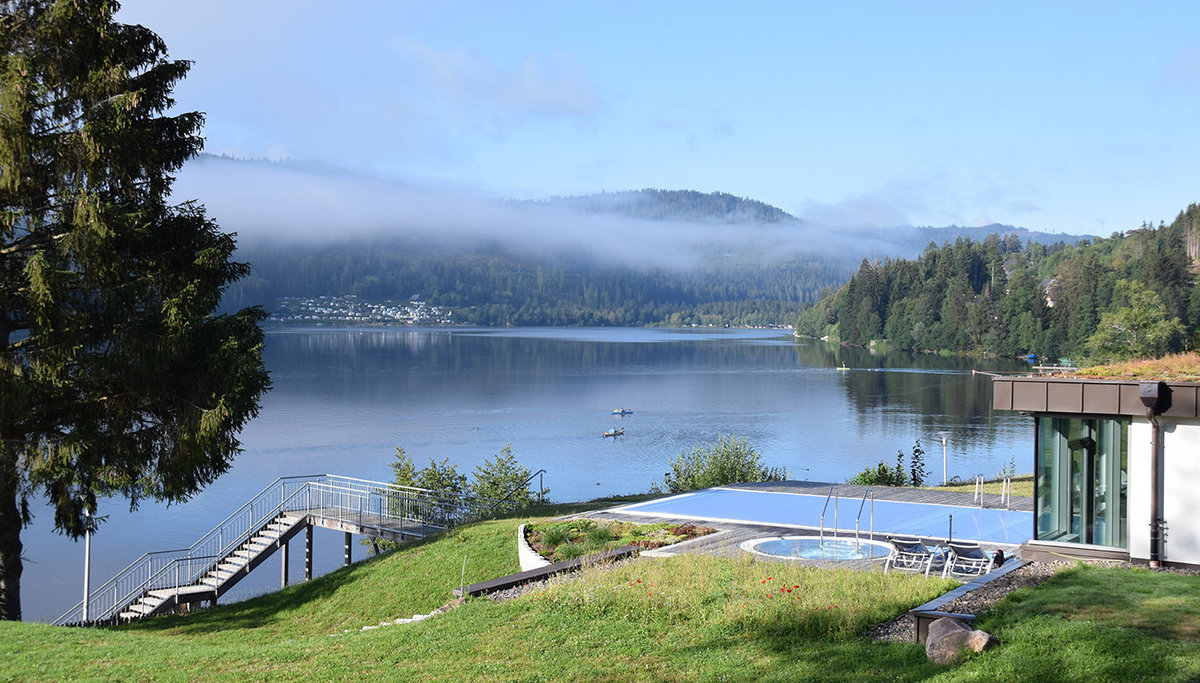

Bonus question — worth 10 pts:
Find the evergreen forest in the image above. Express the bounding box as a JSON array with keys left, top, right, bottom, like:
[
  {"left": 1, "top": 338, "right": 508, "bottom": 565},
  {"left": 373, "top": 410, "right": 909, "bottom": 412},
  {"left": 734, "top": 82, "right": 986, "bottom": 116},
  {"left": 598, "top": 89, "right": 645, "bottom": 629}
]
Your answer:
[
  {"left": 796, "top": 203, "right": 1200, "bottom": 361},
  {"left": 228, "top": 238, "right": 845, "bottom": 327},
  {"left": 226, "top": 187, "right": 1086, "bottom": 329}
]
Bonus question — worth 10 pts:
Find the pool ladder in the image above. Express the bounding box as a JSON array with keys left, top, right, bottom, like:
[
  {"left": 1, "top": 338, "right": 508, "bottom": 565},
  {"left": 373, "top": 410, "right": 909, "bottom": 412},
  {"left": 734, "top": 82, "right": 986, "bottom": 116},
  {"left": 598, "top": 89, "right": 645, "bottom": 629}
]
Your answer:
[
  {"left": 818, "top": 487, "right": 874, "bottom": 549},
  {"left": 973, "top": 475, "right": 1013, "bottom": 509}
]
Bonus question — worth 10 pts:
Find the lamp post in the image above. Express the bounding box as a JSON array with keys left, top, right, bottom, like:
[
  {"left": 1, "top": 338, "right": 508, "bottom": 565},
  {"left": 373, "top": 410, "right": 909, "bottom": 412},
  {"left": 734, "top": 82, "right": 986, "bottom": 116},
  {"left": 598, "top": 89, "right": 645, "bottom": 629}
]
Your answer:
[
  {"left": 82, "top": 508, "right": 91, "bottom": 623},
  {"left": 935, "top": 431, "right": 950, "bottom": 485}
]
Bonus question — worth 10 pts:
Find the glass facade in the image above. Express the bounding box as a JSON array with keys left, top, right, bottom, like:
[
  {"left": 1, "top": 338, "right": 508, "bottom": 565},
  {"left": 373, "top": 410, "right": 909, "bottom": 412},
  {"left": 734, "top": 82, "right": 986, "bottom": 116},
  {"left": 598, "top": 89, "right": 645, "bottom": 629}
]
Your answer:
[{"left": 1035, "top": 416, "right": 1128, "bottom": 548}]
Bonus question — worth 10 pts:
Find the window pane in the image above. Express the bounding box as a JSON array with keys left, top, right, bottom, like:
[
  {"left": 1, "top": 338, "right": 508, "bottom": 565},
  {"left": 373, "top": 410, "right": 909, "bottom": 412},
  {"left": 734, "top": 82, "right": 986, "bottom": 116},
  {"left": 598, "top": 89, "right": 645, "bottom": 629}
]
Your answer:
[{"left": 1034, "top": 416, "right": 1127, "bottom": 548}]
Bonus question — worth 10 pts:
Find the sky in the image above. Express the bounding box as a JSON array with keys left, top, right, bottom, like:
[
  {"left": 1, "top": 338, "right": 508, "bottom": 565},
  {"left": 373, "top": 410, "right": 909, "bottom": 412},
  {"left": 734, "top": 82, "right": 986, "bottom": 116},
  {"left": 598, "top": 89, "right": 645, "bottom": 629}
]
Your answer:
[{"left": 114, "top": 1, "right": 1200, "bottom": 237}]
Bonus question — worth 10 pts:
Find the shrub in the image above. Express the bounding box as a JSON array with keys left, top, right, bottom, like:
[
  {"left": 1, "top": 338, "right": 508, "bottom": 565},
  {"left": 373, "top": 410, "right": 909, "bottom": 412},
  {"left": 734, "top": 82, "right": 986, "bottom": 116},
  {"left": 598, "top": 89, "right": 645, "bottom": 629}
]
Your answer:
[
  {"left": 651, "top": 434, "right": 787, "bottom": 494},
  {"left": 556, "top": 541, "right": 589, "bottom": 561},
  {"left": 471, "top": 444, "right": 542, "bottom": 505},
  {"left": 541, "top": 524, "right": 571, "bottom": 547},
  {"left": 587, "top": 525, "right": 616, "bottom": 544},
  {"left": 848, "top": 439, "right": 927, "bottom": 486}
]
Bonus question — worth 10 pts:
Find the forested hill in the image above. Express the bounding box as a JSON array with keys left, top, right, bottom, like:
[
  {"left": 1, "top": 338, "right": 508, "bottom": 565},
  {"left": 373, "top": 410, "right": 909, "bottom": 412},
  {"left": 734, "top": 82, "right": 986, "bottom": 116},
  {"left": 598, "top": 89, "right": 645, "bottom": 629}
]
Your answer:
[
  {"left": 223, "top": 185, "right": 1090, "bottom": 328},
  {"left": 796, "top": 204, "right": 1200, "bottom": 361},
  {"left": 533, "top": 189, "right": 796, "bottom": 223}
]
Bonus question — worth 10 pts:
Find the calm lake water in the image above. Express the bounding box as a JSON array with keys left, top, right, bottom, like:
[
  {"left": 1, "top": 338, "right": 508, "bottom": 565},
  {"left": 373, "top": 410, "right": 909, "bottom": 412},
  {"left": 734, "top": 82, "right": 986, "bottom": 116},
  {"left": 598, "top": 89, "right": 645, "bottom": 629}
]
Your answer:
[{"left": 20, "top": 327, "right": 1032, "bottom": 622}]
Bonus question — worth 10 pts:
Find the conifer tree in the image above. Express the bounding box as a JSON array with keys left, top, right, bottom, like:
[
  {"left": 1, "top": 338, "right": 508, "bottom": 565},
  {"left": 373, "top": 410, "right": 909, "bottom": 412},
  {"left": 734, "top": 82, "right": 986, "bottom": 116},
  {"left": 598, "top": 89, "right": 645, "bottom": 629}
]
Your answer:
[{"left": 0, "top": 0, "right": 269, "bottom": 619}]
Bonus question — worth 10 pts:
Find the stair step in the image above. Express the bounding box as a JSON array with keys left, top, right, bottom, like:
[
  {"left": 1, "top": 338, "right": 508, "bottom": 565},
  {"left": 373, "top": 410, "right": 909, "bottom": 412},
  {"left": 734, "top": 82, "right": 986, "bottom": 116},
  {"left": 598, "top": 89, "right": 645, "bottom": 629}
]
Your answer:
[
  {"left": 124, "top": 602, "right": 156, "bottom": 615},
  {"left": 200, "top": 577, "right": 223, "bottom": 588}
]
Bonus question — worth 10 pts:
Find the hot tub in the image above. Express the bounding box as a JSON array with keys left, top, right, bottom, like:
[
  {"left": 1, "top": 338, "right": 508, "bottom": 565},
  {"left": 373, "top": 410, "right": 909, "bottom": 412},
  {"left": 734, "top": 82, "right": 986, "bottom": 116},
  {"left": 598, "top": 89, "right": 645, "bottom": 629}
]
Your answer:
[{"left": 739, "top": 535, "right": 892, "bottom": 561}]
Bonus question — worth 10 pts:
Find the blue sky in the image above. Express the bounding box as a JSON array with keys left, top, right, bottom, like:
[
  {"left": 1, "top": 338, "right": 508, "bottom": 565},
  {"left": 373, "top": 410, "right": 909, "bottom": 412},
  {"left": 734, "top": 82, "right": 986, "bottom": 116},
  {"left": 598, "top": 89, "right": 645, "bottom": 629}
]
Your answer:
[{"left": 116, "top": 1, "right": 1200, "bottom": 236}]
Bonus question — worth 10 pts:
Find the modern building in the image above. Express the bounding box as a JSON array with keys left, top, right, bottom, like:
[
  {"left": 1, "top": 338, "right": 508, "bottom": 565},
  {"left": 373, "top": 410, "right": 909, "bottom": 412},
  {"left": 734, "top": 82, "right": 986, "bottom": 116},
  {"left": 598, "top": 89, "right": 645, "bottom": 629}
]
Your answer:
[{"left": 993, "top": 375, "right": 1200, "bottom": 569}]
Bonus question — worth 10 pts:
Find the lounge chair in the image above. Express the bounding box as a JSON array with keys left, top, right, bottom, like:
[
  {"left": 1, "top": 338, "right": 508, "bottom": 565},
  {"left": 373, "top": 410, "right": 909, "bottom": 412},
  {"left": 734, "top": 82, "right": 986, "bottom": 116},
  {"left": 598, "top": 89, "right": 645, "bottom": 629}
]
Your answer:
[
  {"left": 883, "top": 536, "right": 936, "bottom": 576},
  {"left": 941, "top": 541, "right": 992, "bottom": 579}
]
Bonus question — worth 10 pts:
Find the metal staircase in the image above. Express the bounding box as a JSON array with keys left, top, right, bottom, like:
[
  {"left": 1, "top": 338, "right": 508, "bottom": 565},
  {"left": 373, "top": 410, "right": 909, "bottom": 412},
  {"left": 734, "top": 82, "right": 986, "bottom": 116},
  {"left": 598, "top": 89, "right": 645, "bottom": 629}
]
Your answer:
[{"left": 54, "top": 474, "right": 508, "bottom": 626}]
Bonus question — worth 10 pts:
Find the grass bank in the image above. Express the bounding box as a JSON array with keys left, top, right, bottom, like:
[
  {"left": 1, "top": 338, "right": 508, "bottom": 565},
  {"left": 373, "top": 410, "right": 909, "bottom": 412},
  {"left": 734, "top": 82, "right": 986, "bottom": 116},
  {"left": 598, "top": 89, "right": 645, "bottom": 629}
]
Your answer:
[
  {"left": 2, "top": 505, "right": 1197, "bottom": 680},
  {"left": 934, "top": 474, "right": 1034, "bottom": 499}
]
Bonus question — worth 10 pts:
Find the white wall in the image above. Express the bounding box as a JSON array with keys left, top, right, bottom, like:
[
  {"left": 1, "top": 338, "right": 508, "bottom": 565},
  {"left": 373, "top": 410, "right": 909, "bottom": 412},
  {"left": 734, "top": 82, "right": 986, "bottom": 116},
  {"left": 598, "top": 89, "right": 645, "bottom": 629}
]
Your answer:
[{"left": 1128, "top": 419, "right": 1200, "bottom": 566}]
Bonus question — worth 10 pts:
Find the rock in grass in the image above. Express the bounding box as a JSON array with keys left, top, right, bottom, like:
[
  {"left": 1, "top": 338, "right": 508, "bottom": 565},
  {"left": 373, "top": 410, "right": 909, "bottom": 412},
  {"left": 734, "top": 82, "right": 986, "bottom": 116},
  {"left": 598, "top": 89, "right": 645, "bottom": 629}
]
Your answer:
[{"left": 926, "top": 617, "right": 995, "bottom": 665}]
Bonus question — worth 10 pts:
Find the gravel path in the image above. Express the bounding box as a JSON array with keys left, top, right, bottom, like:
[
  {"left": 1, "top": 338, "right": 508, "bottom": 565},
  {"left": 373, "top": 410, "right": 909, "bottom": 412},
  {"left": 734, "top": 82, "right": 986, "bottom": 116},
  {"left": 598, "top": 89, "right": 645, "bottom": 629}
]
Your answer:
[
  {"left": 864, "top": 559, "right": 1200, "bottom": 642},
  {"left": 863, "top": 561, "right": 1065, "bottom": 642}
]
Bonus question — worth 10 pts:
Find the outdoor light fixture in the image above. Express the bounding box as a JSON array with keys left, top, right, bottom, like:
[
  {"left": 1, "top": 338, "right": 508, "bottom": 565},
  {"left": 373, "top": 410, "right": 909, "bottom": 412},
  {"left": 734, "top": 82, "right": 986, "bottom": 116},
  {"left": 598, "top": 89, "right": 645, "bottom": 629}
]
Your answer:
[{"left": 934, "top": 431, "right": 951, "bottom": 485}]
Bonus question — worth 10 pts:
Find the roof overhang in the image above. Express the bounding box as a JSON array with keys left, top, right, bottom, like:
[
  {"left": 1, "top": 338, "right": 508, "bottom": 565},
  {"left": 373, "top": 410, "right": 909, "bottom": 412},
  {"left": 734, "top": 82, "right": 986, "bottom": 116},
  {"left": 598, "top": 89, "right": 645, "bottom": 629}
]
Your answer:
[{"left": 992, "top": 376, "right": 1200, "bottom": 418}]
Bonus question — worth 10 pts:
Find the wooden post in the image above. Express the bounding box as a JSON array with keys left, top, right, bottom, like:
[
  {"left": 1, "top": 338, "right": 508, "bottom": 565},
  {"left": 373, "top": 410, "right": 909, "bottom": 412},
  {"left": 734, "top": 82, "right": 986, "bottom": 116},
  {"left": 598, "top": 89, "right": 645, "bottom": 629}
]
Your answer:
[
  {"left": 305, "top": 525, "right": 313, "bottom": 581},
  {"left": 344, "top": 531, "right": 352, "bottom": 566}
]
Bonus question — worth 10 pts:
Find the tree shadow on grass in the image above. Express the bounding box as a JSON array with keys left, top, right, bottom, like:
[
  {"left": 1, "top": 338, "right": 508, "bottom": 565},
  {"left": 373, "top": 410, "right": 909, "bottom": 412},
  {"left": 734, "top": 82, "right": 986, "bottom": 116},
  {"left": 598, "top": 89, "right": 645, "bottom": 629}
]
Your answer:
[{"left": 673, "top": 621, "right": 942, "bottom": 681}]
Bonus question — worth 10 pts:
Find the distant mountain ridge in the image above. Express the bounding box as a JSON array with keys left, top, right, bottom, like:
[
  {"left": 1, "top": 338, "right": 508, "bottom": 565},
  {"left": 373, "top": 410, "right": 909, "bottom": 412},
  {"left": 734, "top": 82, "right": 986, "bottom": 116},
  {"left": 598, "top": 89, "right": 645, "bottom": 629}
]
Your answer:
[
  {"left": 535, "top": 189, "right": 797, "bottom": 223},
  {"left": 533, "top": 189, "right": 1094, "bottom": 247},
  {"left": 188, "top": 153, "right": 1096, "bottom": 326}
]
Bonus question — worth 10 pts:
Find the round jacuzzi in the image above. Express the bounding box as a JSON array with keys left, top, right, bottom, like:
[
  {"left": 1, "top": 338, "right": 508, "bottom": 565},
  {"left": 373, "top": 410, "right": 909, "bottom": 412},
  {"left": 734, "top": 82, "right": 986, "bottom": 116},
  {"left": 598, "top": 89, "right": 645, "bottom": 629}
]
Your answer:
[{"left": 740, "top": 535, "right": 892, "bottom": 561}]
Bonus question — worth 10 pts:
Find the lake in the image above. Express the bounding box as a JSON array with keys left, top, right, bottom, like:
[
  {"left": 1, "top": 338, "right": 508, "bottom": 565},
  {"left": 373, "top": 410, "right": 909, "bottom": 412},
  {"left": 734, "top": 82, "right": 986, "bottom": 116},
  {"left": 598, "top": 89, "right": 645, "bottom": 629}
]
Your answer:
[{"left": 19, "top": 327, "right": 1032, "bottom": 622}]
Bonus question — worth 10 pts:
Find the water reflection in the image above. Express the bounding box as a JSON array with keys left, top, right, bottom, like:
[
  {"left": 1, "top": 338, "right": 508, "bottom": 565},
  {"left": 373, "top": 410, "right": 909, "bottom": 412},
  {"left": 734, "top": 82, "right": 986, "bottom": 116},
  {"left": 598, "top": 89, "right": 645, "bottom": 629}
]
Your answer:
[{"left": 19, "top": 327, "right": 1033, "bottom": 622}]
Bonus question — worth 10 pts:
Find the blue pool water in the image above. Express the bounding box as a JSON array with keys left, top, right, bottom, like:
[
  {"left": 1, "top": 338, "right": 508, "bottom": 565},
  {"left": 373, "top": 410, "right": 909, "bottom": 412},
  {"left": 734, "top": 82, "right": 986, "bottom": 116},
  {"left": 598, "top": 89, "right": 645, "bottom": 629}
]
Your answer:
[
  {"left": 616, "top": 487, "right": 1032, "bottom": 545},
  {"left": 743, "top": 536, "right": 893, "bottom": 561}
]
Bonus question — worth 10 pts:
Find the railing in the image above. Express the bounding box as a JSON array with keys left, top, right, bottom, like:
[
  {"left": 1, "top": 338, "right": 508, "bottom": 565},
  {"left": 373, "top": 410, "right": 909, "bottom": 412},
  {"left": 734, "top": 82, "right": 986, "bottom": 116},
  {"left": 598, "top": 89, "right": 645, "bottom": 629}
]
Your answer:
[
  {"left": 54, "top": 474, "right": 508, "bottom": 626},
  {"left": 491, "top": 469, "right": 548, "bottom": 508},
  {"left": 818, "top": 486, "right": 835, "bottom": 546},
  {"left": 854, "top": 488, "right": 873, "bottom": 548},
  {"left": 973, "top": 475, "right": 1013, "bottom": 509}
]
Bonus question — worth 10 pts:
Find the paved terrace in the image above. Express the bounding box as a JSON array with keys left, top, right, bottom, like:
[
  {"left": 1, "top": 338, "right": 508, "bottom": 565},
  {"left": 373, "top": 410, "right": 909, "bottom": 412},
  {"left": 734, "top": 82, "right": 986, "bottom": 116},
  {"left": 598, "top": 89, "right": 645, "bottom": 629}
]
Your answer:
[{"left": 572, "top": 481, "right": 1033, "bottom": 569}]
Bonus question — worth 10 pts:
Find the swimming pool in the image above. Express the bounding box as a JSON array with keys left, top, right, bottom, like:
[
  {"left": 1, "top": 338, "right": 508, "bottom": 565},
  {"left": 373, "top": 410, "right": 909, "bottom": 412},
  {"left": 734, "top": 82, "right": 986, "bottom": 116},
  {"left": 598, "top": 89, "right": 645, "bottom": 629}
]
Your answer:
[
  {"left": 615, "top": 487, "right": 1031, "bottom": 545},
  {"left": 741, "top": 535, "right": 893, "bottom": 561}
]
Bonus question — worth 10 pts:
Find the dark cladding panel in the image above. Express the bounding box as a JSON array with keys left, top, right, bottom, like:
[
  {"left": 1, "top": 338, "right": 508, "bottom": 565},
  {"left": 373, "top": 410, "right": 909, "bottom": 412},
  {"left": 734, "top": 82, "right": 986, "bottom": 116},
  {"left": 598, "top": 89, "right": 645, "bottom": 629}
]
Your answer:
[
  {"left": 995, "top": 376, "right": 1200, "bottom": 416},
  {"left": 1011, "top": 380, "right": 1047, "bottom": 412},
  {"left": 1082, "top": 383, "right": 1121, "bottom": 414},
  {"left": 993, "top": 380, "right": 1013, "bottom": 411},
  {"left": 1165, "top": 385, "right": 1198, "bottom": 418},
  {"left": 1046, "top": 382, "right": 1083, "bottom": 413},
  {"left": 1118, "top": 384, "right": 1144, "bottom": 415}
]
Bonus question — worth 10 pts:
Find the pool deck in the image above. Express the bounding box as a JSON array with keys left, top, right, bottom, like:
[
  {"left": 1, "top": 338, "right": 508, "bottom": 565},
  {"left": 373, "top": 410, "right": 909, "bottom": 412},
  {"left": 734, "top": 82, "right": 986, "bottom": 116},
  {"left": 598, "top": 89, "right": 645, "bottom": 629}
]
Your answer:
[{"left": 572, "top": 481, "right": 1032, "bottom": 567}]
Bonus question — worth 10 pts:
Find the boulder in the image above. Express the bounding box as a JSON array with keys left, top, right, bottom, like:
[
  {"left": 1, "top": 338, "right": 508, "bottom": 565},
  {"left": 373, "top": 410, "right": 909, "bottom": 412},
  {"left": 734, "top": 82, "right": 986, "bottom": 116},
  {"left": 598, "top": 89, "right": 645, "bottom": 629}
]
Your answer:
[{"left": 925, "top": 616, "right": 996, "bottom": 666}]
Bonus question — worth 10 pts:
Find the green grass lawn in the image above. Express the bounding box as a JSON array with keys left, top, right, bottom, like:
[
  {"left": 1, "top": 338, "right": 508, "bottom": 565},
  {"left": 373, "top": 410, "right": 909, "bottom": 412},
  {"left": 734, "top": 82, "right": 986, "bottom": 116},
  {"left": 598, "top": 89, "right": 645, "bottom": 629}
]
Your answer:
[
  {"left": 934, "top": 474, "right": 1034, "bottom": 499},
  {"left": 2, "top": 505, "right": 1198, "bottom": 681}
]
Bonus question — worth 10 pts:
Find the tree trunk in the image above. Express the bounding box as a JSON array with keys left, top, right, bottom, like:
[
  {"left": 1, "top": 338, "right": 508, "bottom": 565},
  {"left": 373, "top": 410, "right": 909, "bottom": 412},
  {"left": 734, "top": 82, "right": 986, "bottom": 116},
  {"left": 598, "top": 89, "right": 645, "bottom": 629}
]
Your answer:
[{"left": 0, "top": 453, "right": 22, "bottom": 621}]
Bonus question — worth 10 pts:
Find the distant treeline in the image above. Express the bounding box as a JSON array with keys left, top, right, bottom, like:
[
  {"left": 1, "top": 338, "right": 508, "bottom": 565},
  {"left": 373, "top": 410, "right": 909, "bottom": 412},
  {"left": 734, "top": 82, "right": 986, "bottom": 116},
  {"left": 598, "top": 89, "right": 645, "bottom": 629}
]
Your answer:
[
  {"left": 228, "top": 239, "right": 851, "bottom": 327},
  {"left": 223, "top": 187, "right": 1107, "bottom": 329},
  {"left": 796, "top": 203, "right": 1200, "bottom": 359}
]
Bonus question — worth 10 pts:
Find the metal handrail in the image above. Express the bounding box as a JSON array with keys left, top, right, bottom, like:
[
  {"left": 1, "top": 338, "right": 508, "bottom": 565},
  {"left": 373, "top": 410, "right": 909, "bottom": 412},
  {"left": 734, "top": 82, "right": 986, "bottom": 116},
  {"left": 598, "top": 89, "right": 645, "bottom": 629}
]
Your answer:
[
  {"left": 54, "top": 474, "right": 502, "bottom": 626},
  {"left": 819, "top": 486, "right": 834, "bottom": 546},
  {"left": 854, "top": 488, "right": 870, "bottom": 547},
  {"left": 491, "top": 469, "right": 549, "bottom": 508}
]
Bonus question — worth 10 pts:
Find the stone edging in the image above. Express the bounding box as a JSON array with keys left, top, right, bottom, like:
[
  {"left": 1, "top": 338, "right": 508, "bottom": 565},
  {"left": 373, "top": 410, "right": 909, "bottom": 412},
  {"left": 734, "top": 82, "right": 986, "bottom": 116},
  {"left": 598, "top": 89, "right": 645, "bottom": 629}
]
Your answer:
[
  {"left": 909, "top": 559, "right": 1029, "bottom": 642},
  {"left": 455, "top": 545, "right": 639, "bottom": 598},
  {"left": 517, "top": 523, "right": 553, "bottom": 572}
]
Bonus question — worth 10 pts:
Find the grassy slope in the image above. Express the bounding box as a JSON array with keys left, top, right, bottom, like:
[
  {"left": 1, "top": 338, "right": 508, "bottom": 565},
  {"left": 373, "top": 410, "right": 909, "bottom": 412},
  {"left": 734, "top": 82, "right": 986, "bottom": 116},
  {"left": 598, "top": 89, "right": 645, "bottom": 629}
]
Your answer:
[
  {"left": 934, "top": 474, "right": 1034, "bottom": 499},
  {"left": 2, "top": 508, "right": 1198, "bottom": 681}
]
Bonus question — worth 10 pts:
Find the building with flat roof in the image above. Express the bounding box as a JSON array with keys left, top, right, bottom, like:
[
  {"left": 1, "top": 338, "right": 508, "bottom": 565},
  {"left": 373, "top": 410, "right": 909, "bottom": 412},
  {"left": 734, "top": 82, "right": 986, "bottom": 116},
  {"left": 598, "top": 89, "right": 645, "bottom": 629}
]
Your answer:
[{"left": 993, "top": 375, "right": 1200, "bottom": 568}]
